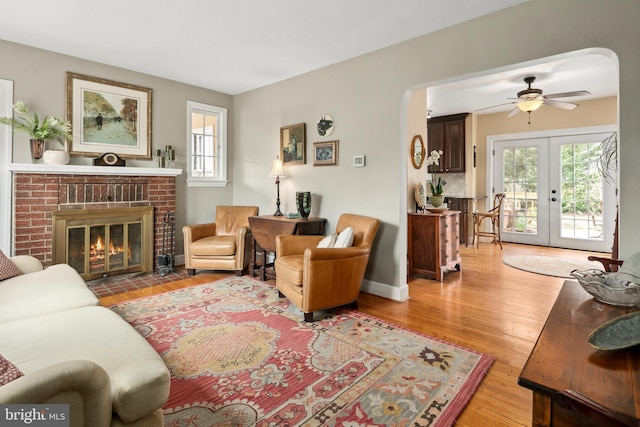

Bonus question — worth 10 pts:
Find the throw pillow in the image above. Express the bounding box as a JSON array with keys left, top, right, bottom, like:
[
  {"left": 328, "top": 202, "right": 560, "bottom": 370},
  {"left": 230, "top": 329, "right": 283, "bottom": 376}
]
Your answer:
[
  {"left": 317, "top": 233, "right": 338, "bottom": 248},
  {"left": 0, "top": 354, "right": 24, "bottom": 386},
  {"left": 0, "top": 250, "right": 20, "bottom": 281},
  {"left": 334, "top": 227, "right": 355, "bottom": 248}
]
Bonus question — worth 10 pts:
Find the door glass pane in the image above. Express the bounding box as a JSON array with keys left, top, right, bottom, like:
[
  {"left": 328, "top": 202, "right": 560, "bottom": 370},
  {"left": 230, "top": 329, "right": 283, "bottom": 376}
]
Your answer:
[
  {"left": 90, "top": 225, "right": 106, "bottom": 273},
  {"left": 108, "top": 224, "right": 124, "bottom": 271},
  {"left": 560, "top": 142, "right": 603, "bottom": 240},
  {"left": 502, "top": 146, "right": 538, "bottom": 234},
  {"left": 67, "top": 227, "right": 85, "bottom": 274},
  {"left": 128, "top": 222, "right": 142, "bottom": 267}
]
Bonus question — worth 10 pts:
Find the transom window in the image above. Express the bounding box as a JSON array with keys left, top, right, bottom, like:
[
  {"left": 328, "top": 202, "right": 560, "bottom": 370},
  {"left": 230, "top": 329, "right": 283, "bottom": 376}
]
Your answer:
[{"left": 186, "top": 101, "right": 228, "bottom": 187}]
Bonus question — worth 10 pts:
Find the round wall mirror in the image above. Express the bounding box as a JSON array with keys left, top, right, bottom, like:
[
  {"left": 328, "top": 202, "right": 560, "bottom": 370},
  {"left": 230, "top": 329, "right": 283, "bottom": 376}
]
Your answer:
[{"left": 411, "top": 135, "right": 425, "bottom": 169}]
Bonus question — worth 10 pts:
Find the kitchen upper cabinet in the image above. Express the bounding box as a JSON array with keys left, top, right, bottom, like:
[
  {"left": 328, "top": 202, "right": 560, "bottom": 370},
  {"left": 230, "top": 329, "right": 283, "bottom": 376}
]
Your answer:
[{"left": 427, "top": 113, "right": 468, "bottom": 173}]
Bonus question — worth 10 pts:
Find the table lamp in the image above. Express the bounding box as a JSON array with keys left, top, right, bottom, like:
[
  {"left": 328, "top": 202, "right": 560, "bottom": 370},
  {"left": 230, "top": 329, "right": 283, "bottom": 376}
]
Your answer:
[{"left": 269, "top": 157, "right": 286, "bottom": 216}]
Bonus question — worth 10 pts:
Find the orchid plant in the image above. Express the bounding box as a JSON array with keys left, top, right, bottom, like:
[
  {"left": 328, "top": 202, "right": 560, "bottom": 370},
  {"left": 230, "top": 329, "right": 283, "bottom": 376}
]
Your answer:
[
  {"left": 0, "top": 101, "right": 72, "bottom": 144},
  {"left": 426, "top": 149, "right": 445, "bottom": 195}
]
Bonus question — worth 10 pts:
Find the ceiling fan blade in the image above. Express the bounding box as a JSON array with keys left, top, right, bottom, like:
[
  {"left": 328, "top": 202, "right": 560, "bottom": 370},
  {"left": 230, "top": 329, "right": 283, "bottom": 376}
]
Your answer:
[
  {"left": 473, "top": 101, "right": 515, "bottom": 113},
  {"left": 506, "top": 107, "right": 520, "bottom": 118},
  {"left": 544, "top": 90, "right": 591, "bottom": 99},
  {"left": 543, "top": 99, "right": 579, "bottom": 110}
]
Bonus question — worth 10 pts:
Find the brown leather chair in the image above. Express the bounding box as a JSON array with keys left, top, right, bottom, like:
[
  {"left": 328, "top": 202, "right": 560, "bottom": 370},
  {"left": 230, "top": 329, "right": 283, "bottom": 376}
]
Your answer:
[
  {"left": 274, "top": 213, "right": 380, "bottom": 322},
  {"left": 182, "top": 206, "right": 258, "bottom": 276}
]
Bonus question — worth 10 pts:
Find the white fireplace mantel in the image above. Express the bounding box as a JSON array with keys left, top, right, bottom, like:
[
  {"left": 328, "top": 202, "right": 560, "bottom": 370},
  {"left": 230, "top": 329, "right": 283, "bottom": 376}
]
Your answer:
[{"left": 9, "top": 163, "right": 183, "bottom": 177}]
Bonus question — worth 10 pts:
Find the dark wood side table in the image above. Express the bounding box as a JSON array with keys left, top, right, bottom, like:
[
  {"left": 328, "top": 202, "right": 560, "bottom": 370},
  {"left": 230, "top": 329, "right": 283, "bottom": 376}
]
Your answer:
[
  {"left": 518, "top": 280, "right": 640, "bottom": 427},
  {"left": 248, "top": 215, "right": 326, "bottom": 281},
  {"left": 407, "top": 211, "right": 461, "bottom": 281}
]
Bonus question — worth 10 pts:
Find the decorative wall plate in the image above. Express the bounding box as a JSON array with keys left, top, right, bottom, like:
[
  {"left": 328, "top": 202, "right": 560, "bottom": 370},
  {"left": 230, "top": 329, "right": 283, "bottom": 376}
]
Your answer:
[
  {"left": 414, "top": 183, "right": 425, "bottom": 209},
  {"left": 317, "top": 114, "right": 334, "bottom": 136},
  {"left": 589, "top": 311, "right": 640, "bottom": 350}
]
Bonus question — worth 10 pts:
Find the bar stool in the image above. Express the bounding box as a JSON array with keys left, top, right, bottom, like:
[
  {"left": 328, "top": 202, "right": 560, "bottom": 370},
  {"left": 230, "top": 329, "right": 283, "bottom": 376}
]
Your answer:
[{"left": 473, "top": 193, "right": 506, "bottom": 249}]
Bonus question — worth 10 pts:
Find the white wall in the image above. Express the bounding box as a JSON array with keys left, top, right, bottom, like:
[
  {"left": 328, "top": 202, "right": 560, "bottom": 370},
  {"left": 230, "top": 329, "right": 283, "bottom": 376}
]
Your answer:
[
  {"left": 0, "top": 39, "right": 235, "bottom": 255},
  {"left": 232, "top": 0, "right": 640, "bottom": 294},
  {"left": 0, "top": 79, "right": 13, "bottom": 254}
]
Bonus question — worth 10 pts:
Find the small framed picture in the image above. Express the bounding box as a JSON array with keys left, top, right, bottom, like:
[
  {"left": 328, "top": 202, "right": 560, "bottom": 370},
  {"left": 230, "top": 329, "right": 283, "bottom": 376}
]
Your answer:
[
  {"left": 280, "top": 123, "right": 306, "bottom": 165},
  {"left": 313, "top": 140, "right": 339, "bottom": 166},
  {"left": 353, "top": 155, "right": 365, "bottom": 167}
]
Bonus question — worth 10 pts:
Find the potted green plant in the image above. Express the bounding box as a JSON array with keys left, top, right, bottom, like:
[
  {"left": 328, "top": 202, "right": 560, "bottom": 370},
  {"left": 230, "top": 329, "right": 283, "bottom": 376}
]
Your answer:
[
  {"left": 0, "top": 101, "right": 72, "bottom": 164},
  {"left": 426, "top": 149, "right": 446, "bottom": 207}
]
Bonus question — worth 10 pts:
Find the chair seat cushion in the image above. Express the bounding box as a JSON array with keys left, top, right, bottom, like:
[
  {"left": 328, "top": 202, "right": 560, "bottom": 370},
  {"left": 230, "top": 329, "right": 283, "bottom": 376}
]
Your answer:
[
  {"left": 275, "top": 255, "right": 304, "bottom": 286},
  {"left": 190, "top": 235, "right": 236, "bottom": 256}
]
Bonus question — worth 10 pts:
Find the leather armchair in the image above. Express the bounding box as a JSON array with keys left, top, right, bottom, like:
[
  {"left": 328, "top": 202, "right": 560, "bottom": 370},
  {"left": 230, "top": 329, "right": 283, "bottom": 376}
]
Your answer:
[
  {"left": 183, "top": 206, "right": 259, "bottom": 276},
  {"left": 275, "top": 213, "right": 380, "bottom": 321}
]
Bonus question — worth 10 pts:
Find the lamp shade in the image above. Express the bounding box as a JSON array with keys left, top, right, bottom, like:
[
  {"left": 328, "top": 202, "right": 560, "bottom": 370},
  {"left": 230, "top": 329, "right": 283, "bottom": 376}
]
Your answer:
[
  {"left": 517, "top": 99, "right": 544, "bottom": 112},
  {"left": 269, "top": 158, "right": 285, "bottom": 178}
]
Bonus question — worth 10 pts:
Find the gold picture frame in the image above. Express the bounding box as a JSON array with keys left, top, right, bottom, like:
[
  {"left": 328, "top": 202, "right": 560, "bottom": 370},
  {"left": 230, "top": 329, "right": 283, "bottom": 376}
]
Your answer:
[
  {"left": 313, "top": 140, "right": 339, "bottom": 166},
  {"left": 280, "top": 123, "right": 306, "bottom": 165},
  {"left": 66, "top": 72, "right": 152, "bottom": 159}
]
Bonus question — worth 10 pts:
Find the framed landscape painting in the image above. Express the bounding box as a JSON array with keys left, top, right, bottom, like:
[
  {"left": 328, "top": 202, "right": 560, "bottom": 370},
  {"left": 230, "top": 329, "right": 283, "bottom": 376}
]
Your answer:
[{"left": 66, "top": 72, "right": 152, "bottom": 159}]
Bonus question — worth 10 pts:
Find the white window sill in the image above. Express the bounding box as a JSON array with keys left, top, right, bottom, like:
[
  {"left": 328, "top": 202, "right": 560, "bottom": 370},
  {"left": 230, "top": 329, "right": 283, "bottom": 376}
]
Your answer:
[{"left": 186, "top": 178, "right": 229, "bottom": 188}]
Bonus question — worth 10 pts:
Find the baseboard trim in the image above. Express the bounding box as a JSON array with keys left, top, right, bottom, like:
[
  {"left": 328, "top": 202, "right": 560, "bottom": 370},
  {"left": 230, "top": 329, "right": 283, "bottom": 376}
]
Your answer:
[{"left": 361, "top": 279, "right": 409, "bottom": 302}]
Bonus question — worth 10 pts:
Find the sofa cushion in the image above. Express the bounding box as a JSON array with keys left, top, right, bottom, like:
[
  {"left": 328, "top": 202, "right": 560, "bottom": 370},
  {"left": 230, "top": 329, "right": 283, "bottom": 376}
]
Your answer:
[
  {"left": 334, "top": 227, "right": 355, "bottom": 248},
  {"left": 190, "top": 235, "right": 236, "bottom": 256},
  {"left": 0, "top": 263, "right": 99, "bottom": 323},
  {"left": 0, "top": 250, "right": 20, "bottom": 281},
  {"left": 0, "top": 354, "right": 23, "bottom": 385},
  {"left": 0, "top": 306, "right": 170, "bottom": 423}
]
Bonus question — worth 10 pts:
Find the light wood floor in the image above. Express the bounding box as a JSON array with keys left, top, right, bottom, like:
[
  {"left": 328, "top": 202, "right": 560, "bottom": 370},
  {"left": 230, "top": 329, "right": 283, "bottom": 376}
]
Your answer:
[{"left": 100, "top": 242, "right": 606, "bottom": 427}]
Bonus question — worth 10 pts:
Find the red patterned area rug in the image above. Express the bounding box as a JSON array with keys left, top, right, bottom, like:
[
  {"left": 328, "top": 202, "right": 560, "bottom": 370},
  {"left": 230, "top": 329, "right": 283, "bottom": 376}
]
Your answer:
[{"left": 108, "top": 276, "right": 494, "bottom": 426}]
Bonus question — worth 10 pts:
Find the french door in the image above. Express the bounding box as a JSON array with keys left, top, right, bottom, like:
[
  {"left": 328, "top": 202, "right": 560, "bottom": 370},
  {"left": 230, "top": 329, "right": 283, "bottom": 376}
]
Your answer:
[{"left": 493, "top": 129, "right": 616, "bottom": 252}]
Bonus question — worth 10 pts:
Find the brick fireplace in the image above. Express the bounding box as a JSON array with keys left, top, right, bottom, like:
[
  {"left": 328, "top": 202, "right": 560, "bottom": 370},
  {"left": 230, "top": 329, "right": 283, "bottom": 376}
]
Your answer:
[{"left": 11, "top": 165, "right": 180, "bottom": 274}]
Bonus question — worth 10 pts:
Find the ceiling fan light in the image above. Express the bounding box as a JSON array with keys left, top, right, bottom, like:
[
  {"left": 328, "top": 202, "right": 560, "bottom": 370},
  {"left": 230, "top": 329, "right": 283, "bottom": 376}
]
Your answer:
[{"left": 517, "top": 99, "right": 544, "bottom": 112}]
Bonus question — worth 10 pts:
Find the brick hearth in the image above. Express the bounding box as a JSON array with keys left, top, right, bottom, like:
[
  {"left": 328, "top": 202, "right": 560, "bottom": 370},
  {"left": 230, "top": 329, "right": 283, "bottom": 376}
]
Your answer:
[{"left": 12, "top": 169, "right": 178, "bottom": 268}]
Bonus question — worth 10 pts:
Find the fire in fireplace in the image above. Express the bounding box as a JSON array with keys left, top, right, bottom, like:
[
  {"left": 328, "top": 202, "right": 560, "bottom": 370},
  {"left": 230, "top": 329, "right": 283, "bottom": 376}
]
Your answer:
[{"left": 52, "top": 207, "right": 153, "bottom": 280}]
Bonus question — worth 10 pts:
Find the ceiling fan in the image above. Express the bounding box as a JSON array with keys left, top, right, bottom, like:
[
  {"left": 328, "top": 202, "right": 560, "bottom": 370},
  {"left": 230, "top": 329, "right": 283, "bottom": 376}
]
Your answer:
[{"left": 477, "top": 76, "right": 591, "bottom": 123}]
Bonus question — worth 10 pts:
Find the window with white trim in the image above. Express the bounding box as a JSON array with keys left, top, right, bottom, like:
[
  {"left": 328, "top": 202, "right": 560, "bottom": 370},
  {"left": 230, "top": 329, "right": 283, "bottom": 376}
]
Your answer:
[{"left": 186, "top": 101, "right": 228, "bottom": 187}]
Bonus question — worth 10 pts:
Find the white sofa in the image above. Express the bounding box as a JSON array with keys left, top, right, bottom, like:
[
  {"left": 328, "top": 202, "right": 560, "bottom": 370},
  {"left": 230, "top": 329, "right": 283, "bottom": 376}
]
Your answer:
[{"left": 0, "top": 256, "right": 170, "bottom": 427}]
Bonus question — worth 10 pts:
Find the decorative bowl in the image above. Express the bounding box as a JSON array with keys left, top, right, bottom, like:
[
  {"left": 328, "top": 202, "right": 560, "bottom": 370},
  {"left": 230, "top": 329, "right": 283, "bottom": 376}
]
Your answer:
[{"left": 570, "top": 269, "right": 640, "bottom": 306}]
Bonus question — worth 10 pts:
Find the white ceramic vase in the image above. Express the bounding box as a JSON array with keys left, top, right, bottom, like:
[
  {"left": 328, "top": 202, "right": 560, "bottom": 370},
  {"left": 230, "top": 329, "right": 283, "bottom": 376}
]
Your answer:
[{"left": 43, "top": 149, "right": 70, "bottom": 165}]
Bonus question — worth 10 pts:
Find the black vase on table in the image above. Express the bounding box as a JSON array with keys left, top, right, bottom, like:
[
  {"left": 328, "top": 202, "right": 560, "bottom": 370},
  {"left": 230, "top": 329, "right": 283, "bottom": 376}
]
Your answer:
[{"left": 296, "top": 192, "right": 312, "bottom": 219}]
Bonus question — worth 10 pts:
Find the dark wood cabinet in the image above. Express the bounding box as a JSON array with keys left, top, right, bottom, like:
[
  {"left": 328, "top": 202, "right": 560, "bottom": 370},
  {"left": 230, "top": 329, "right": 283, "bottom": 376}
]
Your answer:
[
  {"left": 407, "top": 212, "right": 461, "bottom": 281},
  {"left": 427, "top": 113, "right": 468, "bottom": 173}
]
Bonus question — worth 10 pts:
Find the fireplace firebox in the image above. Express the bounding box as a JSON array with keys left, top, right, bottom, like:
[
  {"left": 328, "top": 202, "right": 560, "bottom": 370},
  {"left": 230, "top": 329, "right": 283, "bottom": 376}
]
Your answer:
[{"left": 52, "top": 207, "right": 154, "bottom": 280}]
